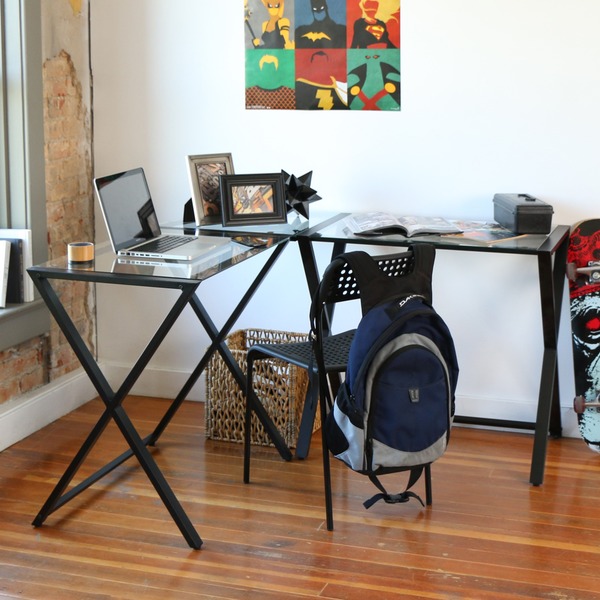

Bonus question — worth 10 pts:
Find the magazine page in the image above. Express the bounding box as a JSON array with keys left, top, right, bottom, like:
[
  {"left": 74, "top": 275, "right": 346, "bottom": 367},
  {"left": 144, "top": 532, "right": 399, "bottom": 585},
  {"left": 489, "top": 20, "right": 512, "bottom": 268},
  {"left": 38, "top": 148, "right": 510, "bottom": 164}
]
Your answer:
[
  {"left": 343, "top": 212, "right": 402, "bottom": 235},
  {"left": 396, "top": 216, "right": 462, "bottom": 237},
  {"left": 344, "top": 212, "right": 462, "bottom": 237}
]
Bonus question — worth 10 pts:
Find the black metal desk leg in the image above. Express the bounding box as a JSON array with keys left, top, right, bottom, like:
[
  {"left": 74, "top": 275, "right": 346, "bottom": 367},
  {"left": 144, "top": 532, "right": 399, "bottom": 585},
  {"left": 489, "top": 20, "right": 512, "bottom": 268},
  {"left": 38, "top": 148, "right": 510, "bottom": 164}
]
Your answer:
[
  {"left": 111, "top": 406, "right": 202, "bottom": 549},
  {"left": 530, "top": 236, "right": 568, "bottom": 486},
  {"left": 32, "top": 409, "right": 113, "bottom": 526},
  {"left": 192, "top": 295, "right": 292, "bottom": 461},
  {"left": 29, "top": 272, "right": 203, "bottom": 549},
  {"left": 196, "top": 243, "right": 292, "bottom": 459},
  {"left": 149, "top": 241, "right": 290, "bottom": 448}
]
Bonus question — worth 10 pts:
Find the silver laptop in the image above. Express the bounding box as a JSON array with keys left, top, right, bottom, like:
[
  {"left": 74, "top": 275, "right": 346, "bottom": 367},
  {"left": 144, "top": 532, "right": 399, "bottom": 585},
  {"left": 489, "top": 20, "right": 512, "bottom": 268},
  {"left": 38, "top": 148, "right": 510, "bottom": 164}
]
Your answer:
[
  {"left": 112, "top": 246, "right": 233, "bottom": 278},
  {"left": 94, "top": 167, "right": 228, "bottom": 260}
]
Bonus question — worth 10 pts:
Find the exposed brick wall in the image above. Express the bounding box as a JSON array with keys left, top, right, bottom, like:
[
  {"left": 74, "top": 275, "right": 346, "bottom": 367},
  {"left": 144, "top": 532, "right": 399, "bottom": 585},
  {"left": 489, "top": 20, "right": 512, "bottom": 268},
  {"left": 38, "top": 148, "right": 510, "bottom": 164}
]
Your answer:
[
  {"left": 43, "top": 49, "right": 95, "bottom": 381},
  {"left": 0, "top": 48, "right": 94, "bottom": 404},
  {"left": 0, "top": 338, "right": 48, "bottom": 403}
]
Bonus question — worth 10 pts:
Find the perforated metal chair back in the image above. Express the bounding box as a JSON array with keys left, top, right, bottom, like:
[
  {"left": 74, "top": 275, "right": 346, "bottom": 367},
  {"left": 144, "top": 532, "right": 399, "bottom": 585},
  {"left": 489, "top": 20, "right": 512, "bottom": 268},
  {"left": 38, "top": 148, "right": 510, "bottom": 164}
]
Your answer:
[{"left": 311, "top": 249, "right": 417, "bottom": 339}]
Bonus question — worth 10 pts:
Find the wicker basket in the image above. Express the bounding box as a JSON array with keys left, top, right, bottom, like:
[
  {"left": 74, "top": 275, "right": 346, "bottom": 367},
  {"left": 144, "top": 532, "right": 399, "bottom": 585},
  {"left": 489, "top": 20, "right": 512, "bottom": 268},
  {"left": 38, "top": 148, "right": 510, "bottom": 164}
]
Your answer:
[{"left": 205, "top": 329, "right": 319, "bottom": 447}]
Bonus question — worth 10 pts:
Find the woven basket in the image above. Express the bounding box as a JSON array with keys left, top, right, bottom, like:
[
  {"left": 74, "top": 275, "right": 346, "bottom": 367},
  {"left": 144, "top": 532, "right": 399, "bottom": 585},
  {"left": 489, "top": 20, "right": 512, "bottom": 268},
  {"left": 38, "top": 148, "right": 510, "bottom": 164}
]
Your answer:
[{"left": 205, "top": 329, "right": 318, "bottom": 447}]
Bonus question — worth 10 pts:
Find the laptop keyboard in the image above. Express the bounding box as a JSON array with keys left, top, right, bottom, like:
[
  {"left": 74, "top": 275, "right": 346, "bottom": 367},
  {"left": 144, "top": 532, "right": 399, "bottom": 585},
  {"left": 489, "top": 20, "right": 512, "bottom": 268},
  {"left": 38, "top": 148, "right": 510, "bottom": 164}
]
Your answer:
[{"left": 133, "top": 235, "right": 192, "bottom": 254}]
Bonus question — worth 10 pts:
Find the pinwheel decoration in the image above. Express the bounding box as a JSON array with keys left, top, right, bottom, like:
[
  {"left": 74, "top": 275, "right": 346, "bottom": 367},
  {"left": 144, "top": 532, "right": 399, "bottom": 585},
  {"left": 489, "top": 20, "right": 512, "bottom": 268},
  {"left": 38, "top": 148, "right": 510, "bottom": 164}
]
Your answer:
[{"left": 282, "top": 170, "right": 321, "bottom": 219}]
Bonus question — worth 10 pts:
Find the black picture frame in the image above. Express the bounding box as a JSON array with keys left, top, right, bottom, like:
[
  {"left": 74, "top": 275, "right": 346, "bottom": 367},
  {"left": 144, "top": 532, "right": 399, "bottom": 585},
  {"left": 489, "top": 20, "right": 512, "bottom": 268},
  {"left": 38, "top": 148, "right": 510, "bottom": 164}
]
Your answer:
[{"left": 220, "top": 173, "right": 287, "bottom": 227}]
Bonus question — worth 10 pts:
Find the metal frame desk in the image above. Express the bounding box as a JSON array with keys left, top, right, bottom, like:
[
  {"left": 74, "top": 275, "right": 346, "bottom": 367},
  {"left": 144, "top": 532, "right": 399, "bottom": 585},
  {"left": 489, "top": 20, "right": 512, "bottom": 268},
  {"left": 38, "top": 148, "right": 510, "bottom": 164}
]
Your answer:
[
  {"left": 294, "top": 214, "right": 570, "bottom": 486},
  {"left": 28, "top": 214, "right": 569, "bottom": 548},
  {"left": 27, "top": 229, "right": 298, "bottom": 549}
]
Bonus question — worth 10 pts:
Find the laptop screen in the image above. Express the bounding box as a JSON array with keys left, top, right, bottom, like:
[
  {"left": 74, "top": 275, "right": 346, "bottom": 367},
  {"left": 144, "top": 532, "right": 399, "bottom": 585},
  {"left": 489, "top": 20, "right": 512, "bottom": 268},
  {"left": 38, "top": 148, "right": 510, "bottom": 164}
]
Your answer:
[{"left": 95, "top": 168, "right": 162, "bottom": 252}]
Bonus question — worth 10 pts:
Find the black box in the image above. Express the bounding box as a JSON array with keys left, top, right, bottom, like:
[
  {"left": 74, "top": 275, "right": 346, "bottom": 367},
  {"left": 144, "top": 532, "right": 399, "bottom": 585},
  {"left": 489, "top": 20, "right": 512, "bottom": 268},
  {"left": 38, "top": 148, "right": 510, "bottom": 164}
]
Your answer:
[{"left": 493, "top": 193, "right": 553, "bottom": 234}]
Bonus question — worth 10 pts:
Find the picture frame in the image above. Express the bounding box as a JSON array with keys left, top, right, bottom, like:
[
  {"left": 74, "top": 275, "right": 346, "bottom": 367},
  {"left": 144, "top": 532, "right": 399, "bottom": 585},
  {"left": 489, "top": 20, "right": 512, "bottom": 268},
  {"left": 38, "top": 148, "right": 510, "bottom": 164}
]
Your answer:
[
  {"left": 220, "top": 173, "right": 288, "bottom": 227},
  {"left": 186, "top": 153, "right": 234, "bottom": 225}
]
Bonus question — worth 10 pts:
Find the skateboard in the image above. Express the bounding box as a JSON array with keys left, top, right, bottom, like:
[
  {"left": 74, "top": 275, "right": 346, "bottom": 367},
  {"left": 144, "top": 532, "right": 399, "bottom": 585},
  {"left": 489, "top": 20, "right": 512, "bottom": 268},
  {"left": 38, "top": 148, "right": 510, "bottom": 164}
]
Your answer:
[{"left": 567, "top": 219, "right": 600, "bottom": 452}]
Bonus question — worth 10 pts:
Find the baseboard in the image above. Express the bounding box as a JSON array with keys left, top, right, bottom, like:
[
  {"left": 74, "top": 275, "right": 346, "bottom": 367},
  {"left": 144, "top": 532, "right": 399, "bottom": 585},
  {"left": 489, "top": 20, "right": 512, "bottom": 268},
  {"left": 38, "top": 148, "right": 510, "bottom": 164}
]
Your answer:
[
  {"left": 101, "top": 361, "right": 205, "bottom": 402},
  {"left": 106, "top": 365, "right": 579, "bottom": 437},
  {"left": 0, "top": 368, "right": 97, "bottom": 452},
  {"left": 0, "top": 366, "right": 579, "bottom": 453},
  {"left": 457, "top": 394, "right": 579, "bottom": 438},
  {"left": 0, "top": 362, "right": 204, "bottom": 453}
]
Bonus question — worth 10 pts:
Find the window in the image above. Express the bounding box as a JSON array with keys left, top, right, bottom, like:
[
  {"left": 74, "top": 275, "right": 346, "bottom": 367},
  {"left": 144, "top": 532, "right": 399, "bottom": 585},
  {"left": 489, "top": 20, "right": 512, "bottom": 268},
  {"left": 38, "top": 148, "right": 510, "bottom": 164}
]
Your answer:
[{"left": 0, "top": 0, "right": 49, "bottom": 351}]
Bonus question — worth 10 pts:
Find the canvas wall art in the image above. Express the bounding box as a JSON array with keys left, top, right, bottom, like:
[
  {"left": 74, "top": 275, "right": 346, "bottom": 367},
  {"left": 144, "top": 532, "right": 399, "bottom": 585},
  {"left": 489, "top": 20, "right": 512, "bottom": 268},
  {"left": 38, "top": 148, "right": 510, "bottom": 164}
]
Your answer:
[{"left": 244, "top": 0, "right": 401, "bottom": 111}]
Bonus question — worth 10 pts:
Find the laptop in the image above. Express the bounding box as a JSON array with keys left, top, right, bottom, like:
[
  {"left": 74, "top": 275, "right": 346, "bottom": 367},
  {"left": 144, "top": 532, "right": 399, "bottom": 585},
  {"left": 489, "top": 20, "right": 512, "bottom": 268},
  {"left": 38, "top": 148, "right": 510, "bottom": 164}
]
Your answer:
[
  {"left": 112, "top": 246, "right": 233, "bottom": 278},
  {"left": 94, "top": 167, "right": 228, "bottom": 260}
]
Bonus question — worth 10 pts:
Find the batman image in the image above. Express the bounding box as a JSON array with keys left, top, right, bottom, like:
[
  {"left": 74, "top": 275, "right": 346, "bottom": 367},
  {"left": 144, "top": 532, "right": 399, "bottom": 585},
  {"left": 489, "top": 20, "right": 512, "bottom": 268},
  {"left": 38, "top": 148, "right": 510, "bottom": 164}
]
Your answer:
[{"left": 295, "top": 0, "right": 346, "bottom": 49}]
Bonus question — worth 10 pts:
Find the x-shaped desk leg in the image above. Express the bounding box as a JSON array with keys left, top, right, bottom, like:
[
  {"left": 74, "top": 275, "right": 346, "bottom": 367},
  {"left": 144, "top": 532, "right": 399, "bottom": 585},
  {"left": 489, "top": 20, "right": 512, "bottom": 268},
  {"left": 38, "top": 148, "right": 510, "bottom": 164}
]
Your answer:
[
  {"left": 148, "top": 241, "right": 293, "bottom": 460},
  {"left": 29, "top": 272, "right": 203, "bottom": 549},
  {"left": 29, "top": 239, "right": 291, "bottom": 549}
]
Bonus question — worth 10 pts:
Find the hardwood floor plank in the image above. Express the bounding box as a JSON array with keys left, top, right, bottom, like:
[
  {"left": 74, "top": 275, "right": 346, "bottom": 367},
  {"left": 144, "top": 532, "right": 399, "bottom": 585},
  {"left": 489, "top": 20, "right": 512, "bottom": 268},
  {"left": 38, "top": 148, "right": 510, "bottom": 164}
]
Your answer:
[{"left": 1, "top": 396, "right": 600, "bottom": 599}]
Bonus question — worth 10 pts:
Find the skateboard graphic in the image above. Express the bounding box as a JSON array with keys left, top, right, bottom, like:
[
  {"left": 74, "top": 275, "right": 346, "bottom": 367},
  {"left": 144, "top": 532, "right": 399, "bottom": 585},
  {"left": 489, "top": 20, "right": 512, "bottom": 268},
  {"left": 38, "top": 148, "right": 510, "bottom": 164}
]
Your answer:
[{"left": 567, "top": 219, "right": 600, "bottom": 452}]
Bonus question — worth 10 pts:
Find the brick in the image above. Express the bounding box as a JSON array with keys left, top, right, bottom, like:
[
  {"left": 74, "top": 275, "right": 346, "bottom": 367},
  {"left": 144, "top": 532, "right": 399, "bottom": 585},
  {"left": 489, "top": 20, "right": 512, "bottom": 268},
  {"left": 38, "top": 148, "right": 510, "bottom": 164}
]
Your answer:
[{"left": 3, "top": 46, "right": 94, "bottom": 408}]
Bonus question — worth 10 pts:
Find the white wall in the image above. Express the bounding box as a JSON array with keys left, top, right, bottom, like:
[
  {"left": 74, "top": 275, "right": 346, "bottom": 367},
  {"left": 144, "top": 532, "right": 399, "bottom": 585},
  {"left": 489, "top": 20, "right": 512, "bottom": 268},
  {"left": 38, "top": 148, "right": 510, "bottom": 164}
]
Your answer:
[{"left": 90, "top": 0, "right": 600, "bottom": 437}]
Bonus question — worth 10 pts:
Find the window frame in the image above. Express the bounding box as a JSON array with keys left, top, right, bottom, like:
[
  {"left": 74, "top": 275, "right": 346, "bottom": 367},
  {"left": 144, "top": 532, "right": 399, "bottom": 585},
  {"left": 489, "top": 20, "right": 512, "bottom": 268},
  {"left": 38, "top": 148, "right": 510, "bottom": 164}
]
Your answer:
[{"left": 0, "top": 0, "right": 49, "bottom": 352}]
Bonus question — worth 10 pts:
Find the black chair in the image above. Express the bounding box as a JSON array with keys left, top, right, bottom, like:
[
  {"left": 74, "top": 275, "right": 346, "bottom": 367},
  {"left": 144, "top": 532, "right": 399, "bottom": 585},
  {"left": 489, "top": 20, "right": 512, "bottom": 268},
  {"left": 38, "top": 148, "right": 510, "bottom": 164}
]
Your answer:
[{"left": 244, "top": 246, "right": 435, "bottom": 530}]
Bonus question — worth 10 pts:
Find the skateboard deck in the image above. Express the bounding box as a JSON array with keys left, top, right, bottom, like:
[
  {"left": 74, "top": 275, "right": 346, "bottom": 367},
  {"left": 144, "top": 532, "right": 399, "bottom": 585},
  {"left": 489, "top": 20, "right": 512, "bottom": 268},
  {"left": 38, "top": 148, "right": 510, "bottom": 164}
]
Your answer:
[{"left": 567, "top": 219, "right": 600, "bottom": 452}]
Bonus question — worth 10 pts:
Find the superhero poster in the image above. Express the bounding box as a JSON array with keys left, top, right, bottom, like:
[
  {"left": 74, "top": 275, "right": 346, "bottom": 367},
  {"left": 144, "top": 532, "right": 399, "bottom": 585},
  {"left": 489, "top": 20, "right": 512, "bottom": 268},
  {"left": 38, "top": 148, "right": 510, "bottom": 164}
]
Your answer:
[{"left": 244, "top": 0, "right": 401, "bottom": 111}]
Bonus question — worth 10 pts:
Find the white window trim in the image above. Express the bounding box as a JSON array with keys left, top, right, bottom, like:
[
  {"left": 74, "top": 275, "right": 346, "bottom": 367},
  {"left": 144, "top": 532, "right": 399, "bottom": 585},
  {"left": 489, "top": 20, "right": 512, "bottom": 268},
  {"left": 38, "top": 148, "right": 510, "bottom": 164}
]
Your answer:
[{"left": 0, "top": 0, "right": 49, "bottom": 352}]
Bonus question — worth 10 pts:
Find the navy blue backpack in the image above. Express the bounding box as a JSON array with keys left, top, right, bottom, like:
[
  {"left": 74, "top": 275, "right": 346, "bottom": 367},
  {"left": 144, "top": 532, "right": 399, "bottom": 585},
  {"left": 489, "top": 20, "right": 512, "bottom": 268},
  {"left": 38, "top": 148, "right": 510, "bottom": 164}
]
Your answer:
[{"left": 324, "top": 247, "right": 459, "bottom": 508}]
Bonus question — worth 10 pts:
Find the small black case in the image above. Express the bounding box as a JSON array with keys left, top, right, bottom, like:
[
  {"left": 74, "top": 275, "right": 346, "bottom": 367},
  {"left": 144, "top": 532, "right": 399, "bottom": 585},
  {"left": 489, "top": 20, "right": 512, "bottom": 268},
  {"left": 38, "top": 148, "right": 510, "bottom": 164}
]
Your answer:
[{"left": 493, "top": 193, "right": 553, "bottom": 234}]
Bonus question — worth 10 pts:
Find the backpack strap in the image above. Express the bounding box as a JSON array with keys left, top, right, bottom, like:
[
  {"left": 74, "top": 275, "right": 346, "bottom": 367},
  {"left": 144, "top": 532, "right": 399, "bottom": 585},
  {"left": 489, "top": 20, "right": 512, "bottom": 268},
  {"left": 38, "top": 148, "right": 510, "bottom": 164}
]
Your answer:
[
  {"left": 338, "top": 244, "right": 436, "bottom": 315},
  {"left": 363, "top": 467, "right": 426, "bottom": 509}
]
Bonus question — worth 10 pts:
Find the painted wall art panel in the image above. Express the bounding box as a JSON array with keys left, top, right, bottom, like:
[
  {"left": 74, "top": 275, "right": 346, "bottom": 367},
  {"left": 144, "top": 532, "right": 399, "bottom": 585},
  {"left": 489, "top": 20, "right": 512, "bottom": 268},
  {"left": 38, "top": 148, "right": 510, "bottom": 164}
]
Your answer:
[{"left": 245, "top": 0, "right": 401, "bottom": 111}]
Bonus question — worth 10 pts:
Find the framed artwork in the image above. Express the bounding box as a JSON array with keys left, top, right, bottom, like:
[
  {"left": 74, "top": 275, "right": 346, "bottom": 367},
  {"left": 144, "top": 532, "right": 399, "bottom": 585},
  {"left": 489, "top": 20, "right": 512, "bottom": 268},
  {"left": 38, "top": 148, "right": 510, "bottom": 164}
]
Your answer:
[
  {"left": 220, "top": 173, "right": 287, "bottom": 227},
  {"left": 186, "top": 153, "right": 234, "bottom": 225},
  {"left": 244, "top": 0, "right": 401, "bottom": 111}
]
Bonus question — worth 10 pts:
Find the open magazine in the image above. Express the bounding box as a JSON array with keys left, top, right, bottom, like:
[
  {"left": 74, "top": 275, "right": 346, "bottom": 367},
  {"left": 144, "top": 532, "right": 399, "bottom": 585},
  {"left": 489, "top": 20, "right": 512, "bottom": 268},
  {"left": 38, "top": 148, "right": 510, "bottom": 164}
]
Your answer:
[{"left": 344, "top": 212, "right": 463, "bottom": 237}]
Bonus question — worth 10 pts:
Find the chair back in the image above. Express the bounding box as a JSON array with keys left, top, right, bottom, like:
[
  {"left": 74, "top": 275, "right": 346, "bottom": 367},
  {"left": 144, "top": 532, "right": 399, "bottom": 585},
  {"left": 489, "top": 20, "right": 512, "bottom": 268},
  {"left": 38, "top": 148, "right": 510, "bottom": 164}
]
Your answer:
[{"left": 310, "top": 244, "right": 435, "bottom": 336}]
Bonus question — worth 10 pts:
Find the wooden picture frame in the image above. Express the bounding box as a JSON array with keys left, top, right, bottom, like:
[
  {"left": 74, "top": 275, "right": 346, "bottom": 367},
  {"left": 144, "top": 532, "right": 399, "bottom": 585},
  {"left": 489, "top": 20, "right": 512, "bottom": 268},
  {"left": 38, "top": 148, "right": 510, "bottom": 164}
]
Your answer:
[
  {"left": 186, "top": 153, "right": 234, "bottom": 225},
  {"left": 220, "top": 173, "right": 287, "bottom": 227}
]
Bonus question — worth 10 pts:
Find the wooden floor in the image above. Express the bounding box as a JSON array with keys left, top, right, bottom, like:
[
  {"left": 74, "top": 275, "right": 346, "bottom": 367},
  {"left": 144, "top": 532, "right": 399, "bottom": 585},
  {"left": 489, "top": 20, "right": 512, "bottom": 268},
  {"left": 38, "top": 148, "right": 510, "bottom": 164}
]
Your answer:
[{"left": 1, "top": 397, "right": 600, "bottom": 599}]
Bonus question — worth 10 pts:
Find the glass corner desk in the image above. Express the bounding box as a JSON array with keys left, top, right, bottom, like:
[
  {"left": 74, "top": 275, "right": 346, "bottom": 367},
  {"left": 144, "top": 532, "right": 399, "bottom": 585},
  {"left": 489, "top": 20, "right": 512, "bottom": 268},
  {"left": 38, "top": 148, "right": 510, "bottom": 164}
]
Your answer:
[
  {"left": 27, "top": 226, "right": 302, "bottom": 549},
  {"left": 28, "top": 214, "right": 569, "bottom": 547},
  {"left": 293, "top": 214, "right": 570, "bottom": 487}
]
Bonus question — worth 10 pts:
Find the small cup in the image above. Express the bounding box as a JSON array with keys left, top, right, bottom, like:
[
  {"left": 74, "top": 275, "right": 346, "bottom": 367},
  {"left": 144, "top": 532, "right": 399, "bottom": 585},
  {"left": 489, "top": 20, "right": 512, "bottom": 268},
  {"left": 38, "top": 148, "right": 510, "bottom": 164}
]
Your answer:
[{"left": 67, "top": 241, "right": 95, "bottom": 266}]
